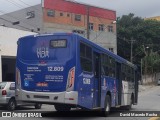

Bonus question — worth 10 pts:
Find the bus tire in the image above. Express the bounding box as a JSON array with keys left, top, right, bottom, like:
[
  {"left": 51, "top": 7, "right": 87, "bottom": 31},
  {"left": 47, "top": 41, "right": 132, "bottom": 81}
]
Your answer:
[
  {"left": 35, "top": 103, "right": 42, "bottom": 109},
  {"left": 7, "top": 98, "right": 16, "bottom": 111},
  {"left": 103, "top": 95, "right": 111, "bottom": 117},
  {"left": 54, "top": 105, "right": 71, "bottom": 111}
]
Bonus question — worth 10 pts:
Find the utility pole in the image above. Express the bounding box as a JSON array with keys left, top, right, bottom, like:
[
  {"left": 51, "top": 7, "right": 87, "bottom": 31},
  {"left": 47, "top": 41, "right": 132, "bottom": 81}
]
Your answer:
[
  {"left": 130, "top": 38, "right": 135, "bottom": 63},
  {"left": 141, "top": 58, "right": 143, "bottom": 84},
  {"left": 86, "top": 6, "right": 90, "bottom": 39}
]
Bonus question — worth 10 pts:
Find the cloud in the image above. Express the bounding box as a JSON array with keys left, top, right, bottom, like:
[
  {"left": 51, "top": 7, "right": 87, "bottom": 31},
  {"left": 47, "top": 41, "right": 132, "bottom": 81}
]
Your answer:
[
  {"left": 1, "top": 0, "right": 160, "bottom": 18},
  {"left": 76, "top": 0, "right": 160, "bottom": 18},
  {"left": 0, "top": 0, "right": 41, "bottom": 14}
]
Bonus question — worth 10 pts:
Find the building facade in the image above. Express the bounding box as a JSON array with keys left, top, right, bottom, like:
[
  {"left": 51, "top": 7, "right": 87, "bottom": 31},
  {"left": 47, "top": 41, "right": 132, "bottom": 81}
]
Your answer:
[
  {"left": 145, "top": 16, "right": 160, "bottom": 21},
  {"left": 42, "top": 0, "right": 117, "bottom": 53},
  {"left": 0, "top": 26, "right": 36, "bottom": 82},
  {"left": 0, "top": 0, "right": 117, "bottom": 53},
  {"left": 0, "top": 4, "right": 43, "bottom": 33}
]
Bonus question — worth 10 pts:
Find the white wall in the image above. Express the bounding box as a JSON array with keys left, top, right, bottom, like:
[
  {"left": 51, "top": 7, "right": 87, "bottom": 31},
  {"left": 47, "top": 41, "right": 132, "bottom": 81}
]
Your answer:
[
  {"left": 142, "top": 73, "right": 160, "bottom": 85},
  {"left": 0, "top": 26, "right": 36, "bottom": 82}
]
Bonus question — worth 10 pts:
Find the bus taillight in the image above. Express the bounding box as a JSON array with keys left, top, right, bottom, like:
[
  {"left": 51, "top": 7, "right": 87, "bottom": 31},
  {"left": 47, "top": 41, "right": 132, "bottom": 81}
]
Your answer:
[
  {"left": 66, "top": 67, "right": 75, "bottom": 91},
  {"left": 16, "top": 68, "right": 21, "bottom": 86}
]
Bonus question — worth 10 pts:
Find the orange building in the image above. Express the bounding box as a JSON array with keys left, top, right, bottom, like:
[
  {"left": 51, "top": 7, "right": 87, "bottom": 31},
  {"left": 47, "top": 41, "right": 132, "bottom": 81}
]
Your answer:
[
  {"left": 145, "top": 16, "right": 160, "bottom": 21},
  {"left": 42, "top": 0, "right": 117, "bottom": 53},
  {"left": 0, "top": 0, "right": 117, "bottom": 53}
]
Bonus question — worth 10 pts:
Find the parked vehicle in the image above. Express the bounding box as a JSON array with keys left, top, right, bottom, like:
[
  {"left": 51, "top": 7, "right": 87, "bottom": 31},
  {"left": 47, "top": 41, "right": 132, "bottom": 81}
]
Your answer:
[{"left": 0, "top": 82, "right": 42, "bottom": 111}]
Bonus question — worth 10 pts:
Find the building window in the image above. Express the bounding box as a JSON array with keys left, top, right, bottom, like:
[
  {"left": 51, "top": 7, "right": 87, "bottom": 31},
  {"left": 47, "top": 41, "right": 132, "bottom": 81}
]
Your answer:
[
  {"left": 67, "top": 13, "right": 70, "bottom": 17},
  {"left": 75, "top": 14, "right": 81, "bottom": 21},
  {"left": 37, "top": 28, "right": 40, "bottom": 31},
  {"left": 108, "top": 25, "right": 113, "bottom": 32},
  {"left": 99, "top": 24, "right": 104, "bottom": 31},
  {"left": 26, "top": 11, "right": 35, "bottom": 19},
  {"left": 73, "top": 30, "right": 85, "bottom": 35},
  {"left": 89, "top": 23, "right": 94, "bottom": 31},
  {"left": 60, "top": 13, "right": 63, "bottom": 16},
  {"left": 109, "top": 48, "right": 114, "bottom": 52},
  {"left": 47, "top": 10, "right": 55, "bottom": 17}
]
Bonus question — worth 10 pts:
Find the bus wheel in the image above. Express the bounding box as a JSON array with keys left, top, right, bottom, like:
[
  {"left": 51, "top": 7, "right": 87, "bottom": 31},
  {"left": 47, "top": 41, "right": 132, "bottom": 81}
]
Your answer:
[
  {"left": 54, "top": 105, "right": 71, "bottom": 111},
  {"left": 103, "top": 95, "right": 111, "bottom": 117}
]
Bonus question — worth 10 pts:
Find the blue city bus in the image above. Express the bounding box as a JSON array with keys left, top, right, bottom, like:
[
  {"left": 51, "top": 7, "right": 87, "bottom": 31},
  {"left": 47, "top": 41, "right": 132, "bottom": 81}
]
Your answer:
[{"left": 16, "top": 33, "right": 138, "bottom": 115}]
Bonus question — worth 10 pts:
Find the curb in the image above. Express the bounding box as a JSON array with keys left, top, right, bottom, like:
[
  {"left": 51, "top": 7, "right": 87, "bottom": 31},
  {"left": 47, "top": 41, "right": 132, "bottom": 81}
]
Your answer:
[{"left": 148, "top": 117, "right": 160, "bottom": 120}]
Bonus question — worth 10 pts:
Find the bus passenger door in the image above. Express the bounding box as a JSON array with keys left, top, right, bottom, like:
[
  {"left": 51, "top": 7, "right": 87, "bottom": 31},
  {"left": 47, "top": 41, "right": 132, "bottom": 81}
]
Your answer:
[
  {"left": 116, "top": 62, "right": 122, "bottom": 105},
  {"left": 93, "top": 52, "right": 101, "bottom": 108}
]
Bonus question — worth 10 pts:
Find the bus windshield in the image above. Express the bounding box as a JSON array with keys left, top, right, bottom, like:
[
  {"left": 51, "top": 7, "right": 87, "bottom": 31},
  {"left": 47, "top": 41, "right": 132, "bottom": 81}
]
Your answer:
[{"left": 18, "top": 36, "right": 71, "bottom": 62}]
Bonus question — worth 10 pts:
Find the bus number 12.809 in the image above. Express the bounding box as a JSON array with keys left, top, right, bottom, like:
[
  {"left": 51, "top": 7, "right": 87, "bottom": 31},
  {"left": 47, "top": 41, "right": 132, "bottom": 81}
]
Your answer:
[{"left": 48, "top": 67, "right": 64, "bottom": 72}]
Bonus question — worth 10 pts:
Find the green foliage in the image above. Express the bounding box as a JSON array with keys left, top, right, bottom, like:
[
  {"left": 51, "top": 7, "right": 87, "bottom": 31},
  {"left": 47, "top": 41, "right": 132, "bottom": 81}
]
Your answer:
[
  {"left": 142, "top": 52, "right": 160, "bottom": 74},
  {"left": 117, "top": 13, "right": 160, "bottom": 74}
]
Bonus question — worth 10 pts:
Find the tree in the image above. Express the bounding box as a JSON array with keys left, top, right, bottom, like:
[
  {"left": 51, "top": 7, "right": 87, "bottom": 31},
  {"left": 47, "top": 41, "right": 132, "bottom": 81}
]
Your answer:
[
  {"left": 117, "top": 13, "right": 160, "bottom": 74},
  {"left": 117, "top": 13, "right": 144, "bottom": 62}
]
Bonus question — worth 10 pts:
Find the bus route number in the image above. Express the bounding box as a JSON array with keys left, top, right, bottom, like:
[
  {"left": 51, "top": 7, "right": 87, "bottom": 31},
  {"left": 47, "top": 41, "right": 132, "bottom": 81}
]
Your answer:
[
  {"left": 83, "top": 78, "right": 91, "bottom": 84},
  {"left": 48, "top": 67, "right": 64, "bottom": 72}
]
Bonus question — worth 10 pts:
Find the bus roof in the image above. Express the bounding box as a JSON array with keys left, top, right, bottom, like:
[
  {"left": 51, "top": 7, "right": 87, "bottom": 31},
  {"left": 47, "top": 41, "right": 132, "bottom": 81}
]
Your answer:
[{"left": 18, "top": 32, "right": 137, "bottom": 69}]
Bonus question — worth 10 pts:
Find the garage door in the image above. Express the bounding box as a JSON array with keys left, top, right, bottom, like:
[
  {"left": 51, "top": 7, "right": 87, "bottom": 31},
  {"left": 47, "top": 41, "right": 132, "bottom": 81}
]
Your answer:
[{"left": 2, "top": 57, "right": 16, "bottom": 82}]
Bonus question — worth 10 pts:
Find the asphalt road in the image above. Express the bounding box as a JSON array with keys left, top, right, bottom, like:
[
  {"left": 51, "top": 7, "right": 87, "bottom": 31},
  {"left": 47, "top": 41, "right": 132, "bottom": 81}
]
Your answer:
[{"left": 0, "top": 85, "right": 160, "bottom": 120}]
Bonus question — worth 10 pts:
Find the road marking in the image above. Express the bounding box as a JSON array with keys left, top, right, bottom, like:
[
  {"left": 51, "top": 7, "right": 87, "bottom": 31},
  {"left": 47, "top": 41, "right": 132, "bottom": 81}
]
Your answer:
[{"left": 148, "top": 117, "right": 160, "bottom": 120}]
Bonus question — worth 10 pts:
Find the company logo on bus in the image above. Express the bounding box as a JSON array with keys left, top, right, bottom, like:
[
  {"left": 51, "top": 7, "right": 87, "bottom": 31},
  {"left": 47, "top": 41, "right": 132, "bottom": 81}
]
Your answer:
[
  {"left": 36, "top": 82, "right": 48, "bottom": 87},
  {"left": 37, "top": 47, "right": 49, "bottom": 59}
]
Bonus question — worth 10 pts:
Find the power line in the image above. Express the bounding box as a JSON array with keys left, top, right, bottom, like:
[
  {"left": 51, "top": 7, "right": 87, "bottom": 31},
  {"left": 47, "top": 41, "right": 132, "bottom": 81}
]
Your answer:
[
  {"left": 1, "top": 0, "right": 43, "bottom": 28},
  {"left": 0, "top": 8, "right": 42, "bottom": 32},
  {"left": 0, "top": 16, "right": 37, "bottom": 32},
  {"left": 91, "top": 10, "right": 115, "bottom": 41},
  {"left": 0, "top": 10, "right": 39, "bottom": 31},
  {"left": 18, "top": 0, "right": 32, "bottom": 6},
  {"left": 5, "top": 0, "right": 24, "bottom": 9},
  {"left": 17, "top": 0, "right": 39, "bottom": 9},
  {"left": 1, "top": 0, "right": 86, "bottom": 34},
  {"left": 4, "top": 0, "right": 42, "bottom": 16},
  {"left": 16, "top": 0, "right": 43, "bottom": 16},
  {"left": 0, "top": 9, "right": 27, "bottom": 22}
]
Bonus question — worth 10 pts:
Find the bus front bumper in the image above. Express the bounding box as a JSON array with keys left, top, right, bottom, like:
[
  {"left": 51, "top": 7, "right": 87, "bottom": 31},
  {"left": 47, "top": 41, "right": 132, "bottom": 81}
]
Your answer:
[{"left": 17, "top": 90, "right": 78, "bottom": 105}]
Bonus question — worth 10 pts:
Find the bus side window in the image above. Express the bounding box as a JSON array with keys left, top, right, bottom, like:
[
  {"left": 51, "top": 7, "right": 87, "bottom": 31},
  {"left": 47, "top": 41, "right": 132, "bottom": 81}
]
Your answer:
[
  {"left": 108, "top": 57, "right": 116, "bottom": 78},
  {"left": 101, "top": 54, "right": 109, "bottom": 76},
  {"left": 80, "top": 43, "right": 85, "bottom": 57},
  {"left": 80, "top": 42, "right": 92, "bottom": 72},
  {"left": 101, "top": 66, "right": 105, "bottom": 75}
]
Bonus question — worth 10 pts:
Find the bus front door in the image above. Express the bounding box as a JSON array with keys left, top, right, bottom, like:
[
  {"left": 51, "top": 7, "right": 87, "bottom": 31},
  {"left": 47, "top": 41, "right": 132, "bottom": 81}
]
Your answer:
[
  {"left": 93, "top": 52, "right": 101, "bottom": 108},
  {"left": 134, "top": 70, "right": 139, "bottom": 104}
]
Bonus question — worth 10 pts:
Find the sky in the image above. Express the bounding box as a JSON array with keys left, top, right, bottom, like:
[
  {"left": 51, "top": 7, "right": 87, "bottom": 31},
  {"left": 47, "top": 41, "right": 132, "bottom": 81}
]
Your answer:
[{"left": 0, "top": 0, "right": 160, "bottom": 18}]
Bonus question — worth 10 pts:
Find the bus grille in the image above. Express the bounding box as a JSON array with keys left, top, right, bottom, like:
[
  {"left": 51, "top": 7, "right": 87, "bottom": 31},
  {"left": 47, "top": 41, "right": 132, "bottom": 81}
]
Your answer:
[{"left": 34, "top": 95, "right": 49, "bottom": 99}]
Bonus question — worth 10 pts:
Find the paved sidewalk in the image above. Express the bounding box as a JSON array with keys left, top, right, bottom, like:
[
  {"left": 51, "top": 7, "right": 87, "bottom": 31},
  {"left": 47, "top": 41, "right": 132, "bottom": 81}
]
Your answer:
[
  {"left": 149, "top": 117, "right": 160, "bottom": 120},
  {"left": 139, "top": 85, "right": 155, "bottom": 92}
]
